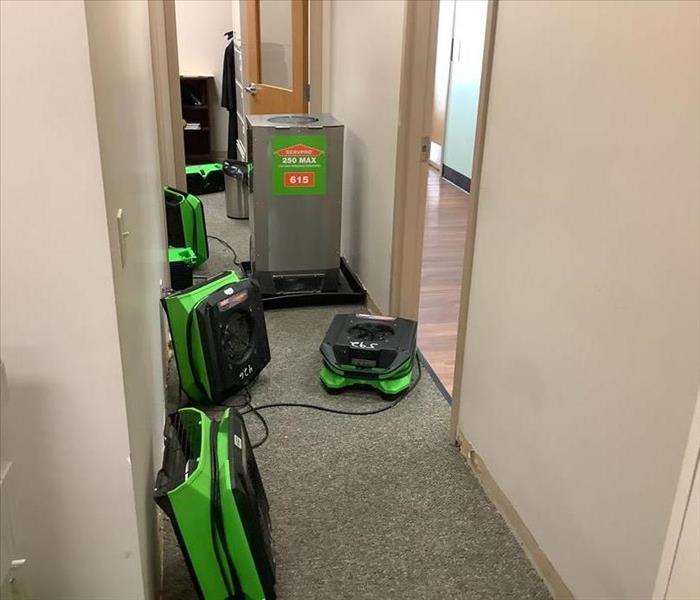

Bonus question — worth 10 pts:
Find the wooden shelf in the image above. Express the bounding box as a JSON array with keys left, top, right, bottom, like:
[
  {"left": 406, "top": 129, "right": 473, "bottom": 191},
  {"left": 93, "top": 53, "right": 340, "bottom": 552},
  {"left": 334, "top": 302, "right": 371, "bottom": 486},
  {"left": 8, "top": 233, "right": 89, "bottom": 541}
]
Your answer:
[{"left": 180, "top": 76, "right": 214, "bottom": 162}]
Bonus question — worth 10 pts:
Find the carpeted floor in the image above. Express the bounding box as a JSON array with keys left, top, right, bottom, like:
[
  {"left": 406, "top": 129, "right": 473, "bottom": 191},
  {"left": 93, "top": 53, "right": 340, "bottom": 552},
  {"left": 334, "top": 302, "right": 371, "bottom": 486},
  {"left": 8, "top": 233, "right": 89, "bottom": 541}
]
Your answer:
[{"left": 161, "top": 191, "right": 550, "bottom": 600}]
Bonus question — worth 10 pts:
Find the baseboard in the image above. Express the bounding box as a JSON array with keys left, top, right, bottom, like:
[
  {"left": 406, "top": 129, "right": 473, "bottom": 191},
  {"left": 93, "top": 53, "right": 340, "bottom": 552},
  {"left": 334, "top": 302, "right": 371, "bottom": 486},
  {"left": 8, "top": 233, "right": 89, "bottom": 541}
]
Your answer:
[
  {"left": 365, "top": 293, "right": 382, "bottom": 316},
  {"left": 457, "top": 431, "right": 575, "bottom": 600},
  {"left": 442, "top": 164, "right": 471, "bottom": 193}
]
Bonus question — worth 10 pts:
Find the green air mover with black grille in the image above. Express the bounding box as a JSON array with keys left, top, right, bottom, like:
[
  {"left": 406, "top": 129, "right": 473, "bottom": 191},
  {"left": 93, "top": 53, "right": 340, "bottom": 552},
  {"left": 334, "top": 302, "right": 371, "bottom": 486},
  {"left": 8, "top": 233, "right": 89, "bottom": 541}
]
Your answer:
[
  {"left": 186, "top": 163, "right": 225, "bottom": 195},
  {"left": 155, "top": 407, "right": 276, "bottom": 600},
  {"left": 164, "top": 186, "right": 209, "bottom": 266},
  {"left": 162, "top": 272, "right": 271, "bottom": 404},
  {"left": 319, "top": 313, "right": 418, "bottom": 396}
]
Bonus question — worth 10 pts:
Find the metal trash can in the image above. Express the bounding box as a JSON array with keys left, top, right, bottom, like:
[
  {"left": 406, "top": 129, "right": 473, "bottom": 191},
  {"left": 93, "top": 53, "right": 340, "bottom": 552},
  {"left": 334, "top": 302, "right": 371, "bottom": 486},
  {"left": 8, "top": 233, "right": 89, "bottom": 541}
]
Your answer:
[{"left": 223, "top": 159, "right": 250, "bottom": 219}]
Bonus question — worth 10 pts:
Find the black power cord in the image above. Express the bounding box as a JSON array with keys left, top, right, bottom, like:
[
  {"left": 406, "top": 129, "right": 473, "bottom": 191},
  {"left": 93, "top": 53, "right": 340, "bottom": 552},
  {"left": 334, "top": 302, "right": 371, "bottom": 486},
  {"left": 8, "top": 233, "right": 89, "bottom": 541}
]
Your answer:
[
  {"left": 221, "top": 388, "right": 269, "bottom": 449},
  {"left": 207, "top": 235, "right": 241, "bottom": 269},
  {"left": 239, "top": 359, "right": 422, "bottom": 449}
]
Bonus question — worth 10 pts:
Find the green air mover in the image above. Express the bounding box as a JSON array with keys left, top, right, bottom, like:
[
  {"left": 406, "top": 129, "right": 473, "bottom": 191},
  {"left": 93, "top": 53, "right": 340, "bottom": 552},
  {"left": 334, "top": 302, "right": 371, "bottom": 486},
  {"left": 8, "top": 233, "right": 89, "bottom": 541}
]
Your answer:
[
  {"left": 319, "top": 313, "right": 418, "bottom": 396},
  {"left": 186, "top": 163, "right": 225, "bottom": 195},
  {"left": 162, "top": 272, "right": 271, "bottom": 404},
  {"left": 155, "top": 407, "right": 276, "bottom": 600},
  {"left": 164, "top": 186, "right": 209, "bottom": 266}
]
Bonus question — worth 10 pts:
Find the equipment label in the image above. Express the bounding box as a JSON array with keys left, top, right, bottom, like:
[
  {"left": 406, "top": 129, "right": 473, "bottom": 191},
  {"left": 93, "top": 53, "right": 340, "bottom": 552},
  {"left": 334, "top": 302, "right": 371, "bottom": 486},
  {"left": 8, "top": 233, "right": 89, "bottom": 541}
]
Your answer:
[{"left": 271, "top": 134, "right": 326, "bottom": 196}]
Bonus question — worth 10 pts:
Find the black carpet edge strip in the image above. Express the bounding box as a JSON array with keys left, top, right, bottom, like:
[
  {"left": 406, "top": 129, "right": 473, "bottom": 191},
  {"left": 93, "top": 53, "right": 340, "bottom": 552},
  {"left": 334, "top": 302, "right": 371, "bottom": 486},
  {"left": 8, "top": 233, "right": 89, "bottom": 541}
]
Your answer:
[{"left": 416, "top": 349, "right": 452, "bottom": 405}]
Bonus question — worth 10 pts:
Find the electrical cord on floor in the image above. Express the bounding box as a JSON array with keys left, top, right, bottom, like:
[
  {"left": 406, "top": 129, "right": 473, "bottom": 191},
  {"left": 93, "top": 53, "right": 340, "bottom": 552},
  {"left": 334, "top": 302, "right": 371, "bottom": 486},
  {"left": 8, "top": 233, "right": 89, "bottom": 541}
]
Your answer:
[
  {"left": 239, "top": 359, "right": 422, "bottom": 449},
  {"left": 222, "top": 387, "right": 269, "bottom": 449},
  {"left": 207, "top": 235, "right": 242, "bottom": 269}
]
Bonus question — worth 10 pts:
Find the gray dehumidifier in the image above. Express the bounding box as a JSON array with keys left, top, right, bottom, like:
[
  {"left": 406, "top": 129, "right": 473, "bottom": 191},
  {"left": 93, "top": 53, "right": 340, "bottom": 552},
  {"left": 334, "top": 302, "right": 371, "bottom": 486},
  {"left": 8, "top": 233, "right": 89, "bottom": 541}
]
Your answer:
[{"left": 246, "top": 114, "right": 344, "bottom": 296}]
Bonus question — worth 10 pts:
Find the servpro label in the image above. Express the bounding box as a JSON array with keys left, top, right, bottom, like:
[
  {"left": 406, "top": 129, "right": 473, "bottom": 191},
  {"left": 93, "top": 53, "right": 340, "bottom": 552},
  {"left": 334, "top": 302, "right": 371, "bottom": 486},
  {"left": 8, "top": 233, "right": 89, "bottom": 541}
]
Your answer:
[{"left": 271, "top": 134, "right": 326, "bottom": 196}]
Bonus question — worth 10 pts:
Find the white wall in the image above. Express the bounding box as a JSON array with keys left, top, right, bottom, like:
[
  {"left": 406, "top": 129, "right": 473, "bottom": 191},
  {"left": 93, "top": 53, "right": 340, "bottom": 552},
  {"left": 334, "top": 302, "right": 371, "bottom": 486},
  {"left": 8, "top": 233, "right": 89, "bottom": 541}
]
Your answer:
[
  {"left": 458, "top": 1, "right": 700, "bottom": 599},
  {"left": 431, "top": 0, "right": 455, "bottom": 154},
  {"left": 325, "top": 0, "right": 407, "bottom": 312},
  {"left": 442, "top": 0, "right": 487, "bottom": 179},
  {"left": 84, "top": 1, "right": 168, "bottom": 597},
  {"left": 175, "top": 0, "right": 233, "bottom": 158},
  {"left": 0, "top": 1, "right": 147, "bottom": 597}
]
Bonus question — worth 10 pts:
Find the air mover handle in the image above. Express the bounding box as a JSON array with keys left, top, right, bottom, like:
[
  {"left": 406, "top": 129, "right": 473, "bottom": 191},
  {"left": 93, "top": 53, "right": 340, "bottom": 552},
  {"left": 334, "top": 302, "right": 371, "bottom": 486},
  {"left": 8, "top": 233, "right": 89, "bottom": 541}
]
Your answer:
[{"left": 154, "top": 417, "right": 192, "bottom": 497}]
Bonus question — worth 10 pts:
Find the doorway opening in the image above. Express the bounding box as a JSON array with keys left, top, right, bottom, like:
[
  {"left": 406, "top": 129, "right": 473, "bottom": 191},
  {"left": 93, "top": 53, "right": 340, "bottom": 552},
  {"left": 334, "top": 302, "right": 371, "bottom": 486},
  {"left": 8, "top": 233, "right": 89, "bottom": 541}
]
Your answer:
[
  {"left": 417, "top": 0, "right": 489, "bottom": 396},
  {"left": 153, "top": 0, "right": 313, "bottom": 287},
  {"left": 172, "top": 0, "right": 309, "bottom": 169}
]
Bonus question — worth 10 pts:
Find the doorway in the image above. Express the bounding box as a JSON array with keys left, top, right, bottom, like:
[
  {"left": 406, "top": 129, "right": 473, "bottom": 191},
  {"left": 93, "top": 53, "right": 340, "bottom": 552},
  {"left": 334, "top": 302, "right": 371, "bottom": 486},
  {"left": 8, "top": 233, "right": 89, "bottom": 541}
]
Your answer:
[
  {"left": 416, "top": 0, "right": 489, "bottom": 396},
  {"left": 169, "top": 0, "right": 309, "bottom": 169}
]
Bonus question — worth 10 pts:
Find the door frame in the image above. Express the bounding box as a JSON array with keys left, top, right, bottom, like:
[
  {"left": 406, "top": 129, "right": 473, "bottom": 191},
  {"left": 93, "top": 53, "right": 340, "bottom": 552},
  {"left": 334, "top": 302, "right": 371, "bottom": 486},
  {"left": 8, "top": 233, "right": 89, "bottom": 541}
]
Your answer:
[
  {"left": 244, "top": 0, "right": 309, "bottom": 114},
  {"left": 652, "top": 391, "right": 700, "bottom": 599},
  {"left": 158, "top": 0, "right": 321, "bottom": 178},
  {"left": 389, "top": 0, "right": 499, "bottom": 441},
  {"left": 430, "top": 0, "right": 456, "bottom": 170},
  {"left": 148, "top": 0, "right": 186, "bottom": 191}
]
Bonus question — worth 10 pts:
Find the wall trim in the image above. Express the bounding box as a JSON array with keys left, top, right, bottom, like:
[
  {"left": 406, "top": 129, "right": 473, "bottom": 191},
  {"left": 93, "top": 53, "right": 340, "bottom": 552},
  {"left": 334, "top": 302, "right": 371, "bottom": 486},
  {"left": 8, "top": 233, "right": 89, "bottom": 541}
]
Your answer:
[
  {"left": 364, "top": 292, "right": 383, "bottom": 316},
  {"left": 448, "top": 0, "right": 498, "bottom": 441},
  {"left": 442, "top": 164, "right": 471, "bottom": 193},
  {"left": 388, "top": 0, "right": 440, "bottom": 319},
  {"left": 652, "top": 390, "right": 700, "bottom": 599},
  {"left": 457, "top": 431, "right": 575, "bottom": 600}
]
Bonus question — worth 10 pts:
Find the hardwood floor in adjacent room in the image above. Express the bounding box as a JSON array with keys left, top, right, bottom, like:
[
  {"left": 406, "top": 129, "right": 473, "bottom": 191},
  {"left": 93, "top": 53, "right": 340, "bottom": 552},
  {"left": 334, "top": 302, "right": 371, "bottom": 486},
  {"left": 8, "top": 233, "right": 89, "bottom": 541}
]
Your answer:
[{"left": 418, "top": 167, "right": 473, "bottom": 396}]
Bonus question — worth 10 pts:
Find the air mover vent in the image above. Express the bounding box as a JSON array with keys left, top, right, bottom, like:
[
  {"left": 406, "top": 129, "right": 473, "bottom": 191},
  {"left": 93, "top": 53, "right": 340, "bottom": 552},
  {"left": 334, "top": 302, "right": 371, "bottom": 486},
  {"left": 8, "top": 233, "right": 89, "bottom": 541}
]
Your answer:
[
  {"left": 347, "top": 323, "right": 395, "bottom": 342},
  {"left": 221, "top": 312, "right": 255, "bottom": 364},
  {"left": 273, "top": 274, "right": 324, "bottom": 294}
]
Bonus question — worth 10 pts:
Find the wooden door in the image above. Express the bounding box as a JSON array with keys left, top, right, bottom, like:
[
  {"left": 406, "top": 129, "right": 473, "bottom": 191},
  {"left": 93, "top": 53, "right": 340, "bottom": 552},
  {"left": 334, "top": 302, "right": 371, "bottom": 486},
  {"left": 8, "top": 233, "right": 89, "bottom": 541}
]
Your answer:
[{"left": 245, "top": 0, "right": 308, "bottom": 114}]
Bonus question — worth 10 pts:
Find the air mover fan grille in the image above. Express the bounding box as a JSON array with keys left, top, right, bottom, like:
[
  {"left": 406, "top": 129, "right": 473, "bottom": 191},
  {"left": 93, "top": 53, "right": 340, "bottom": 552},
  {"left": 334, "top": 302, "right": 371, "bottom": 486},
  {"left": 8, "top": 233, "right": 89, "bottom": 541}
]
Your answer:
[
  {"left": 222, "top": 313, "right": 255, "bottom": 364},
  {"left": 347, "top": 323, "right": 395, "bottom": 342}
]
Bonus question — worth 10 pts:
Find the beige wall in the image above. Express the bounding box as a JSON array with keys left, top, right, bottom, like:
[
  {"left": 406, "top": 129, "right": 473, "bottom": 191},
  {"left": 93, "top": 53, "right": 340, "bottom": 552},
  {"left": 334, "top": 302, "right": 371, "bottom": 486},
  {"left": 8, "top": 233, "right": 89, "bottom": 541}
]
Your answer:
[
  {"left": 325, "top": 0, "right": 407, "bottom": 312},
  {"left": 0, "top": 1, "right": 147, "bottom": 597},
  {"left": 458, "top": 1, "right": 700, "bottom": 598},
  {"left": 175, "top": 0, "right": 233, "bottom": 158},
  {"left": 84, "top": 0, "right": 168, "bottom": 597}
]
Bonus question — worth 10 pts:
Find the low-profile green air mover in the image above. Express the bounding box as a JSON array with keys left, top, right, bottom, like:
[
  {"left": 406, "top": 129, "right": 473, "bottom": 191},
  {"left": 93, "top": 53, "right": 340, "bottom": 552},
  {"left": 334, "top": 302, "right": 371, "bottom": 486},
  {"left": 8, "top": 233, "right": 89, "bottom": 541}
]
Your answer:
[
  {"left": 186, "top": 163, "right": 225, "bottom": 195},
  {"left": 155, "top": 407, "right": 276, "bottom": 600},
  {"left": 164, "top": 186, "right": 209, "bottom": 266},
  {"left": 162, "top": 272, "right": 271, "bottom": 403},
  {"left": 319, "top": 313, "right": 418, "bottom": 396}
]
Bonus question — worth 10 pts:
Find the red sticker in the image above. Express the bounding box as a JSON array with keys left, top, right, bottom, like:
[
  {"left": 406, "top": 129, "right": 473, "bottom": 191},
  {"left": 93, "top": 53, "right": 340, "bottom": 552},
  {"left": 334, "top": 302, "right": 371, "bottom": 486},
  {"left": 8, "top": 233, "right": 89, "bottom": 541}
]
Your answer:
[{"left": 283, "top": 172, "right": 315, "bottom": 188}]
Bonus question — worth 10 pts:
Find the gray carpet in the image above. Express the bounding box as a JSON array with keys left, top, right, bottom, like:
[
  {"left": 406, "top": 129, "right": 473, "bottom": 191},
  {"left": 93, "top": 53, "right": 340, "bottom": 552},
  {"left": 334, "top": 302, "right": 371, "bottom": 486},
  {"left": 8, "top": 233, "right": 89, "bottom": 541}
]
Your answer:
[{"left": 161, "top": 191, "right": 550, "bottom": 600}]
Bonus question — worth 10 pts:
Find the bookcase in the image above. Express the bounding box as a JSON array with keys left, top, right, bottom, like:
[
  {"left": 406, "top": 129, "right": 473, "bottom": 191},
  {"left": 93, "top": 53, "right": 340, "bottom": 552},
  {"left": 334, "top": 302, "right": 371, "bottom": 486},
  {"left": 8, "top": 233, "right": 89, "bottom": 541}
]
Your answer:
[{"left": 180, "top": 76, "right": 214, "bottom": 164}]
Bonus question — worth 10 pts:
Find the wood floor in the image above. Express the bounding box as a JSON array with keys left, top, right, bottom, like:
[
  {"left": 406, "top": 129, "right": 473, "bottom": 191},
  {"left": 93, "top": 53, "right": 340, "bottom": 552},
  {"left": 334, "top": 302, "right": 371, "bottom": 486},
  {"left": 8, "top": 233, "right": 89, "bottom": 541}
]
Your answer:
[{"left": 418, "top": 167, "right": 473, "bottom": 396}]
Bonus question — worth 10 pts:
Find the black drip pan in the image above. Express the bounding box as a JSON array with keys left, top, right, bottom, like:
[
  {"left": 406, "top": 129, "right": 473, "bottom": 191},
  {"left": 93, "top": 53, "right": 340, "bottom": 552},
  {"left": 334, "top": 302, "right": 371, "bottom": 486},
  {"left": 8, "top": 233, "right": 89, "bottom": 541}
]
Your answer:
[{"left": 241, "top": 257, "right": 367, "bottom": 309}]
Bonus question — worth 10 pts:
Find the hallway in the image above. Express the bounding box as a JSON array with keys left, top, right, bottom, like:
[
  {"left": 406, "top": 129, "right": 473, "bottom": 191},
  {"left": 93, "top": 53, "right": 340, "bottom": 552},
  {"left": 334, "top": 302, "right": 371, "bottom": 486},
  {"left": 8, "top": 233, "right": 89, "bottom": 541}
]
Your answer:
[
  {"left": 161, "top": 191, "right": 550, "bottom": 600},
  {"left": 418, "top": 168, "right": 472, "bottom": 395}
]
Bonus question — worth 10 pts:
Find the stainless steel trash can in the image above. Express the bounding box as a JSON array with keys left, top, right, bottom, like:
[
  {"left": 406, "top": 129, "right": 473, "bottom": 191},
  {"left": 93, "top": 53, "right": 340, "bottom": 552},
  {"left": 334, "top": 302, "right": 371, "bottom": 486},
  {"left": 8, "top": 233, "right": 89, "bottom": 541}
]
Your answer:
[{"left": 223, "top": 159, "right": 249, "bottom": 219}]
